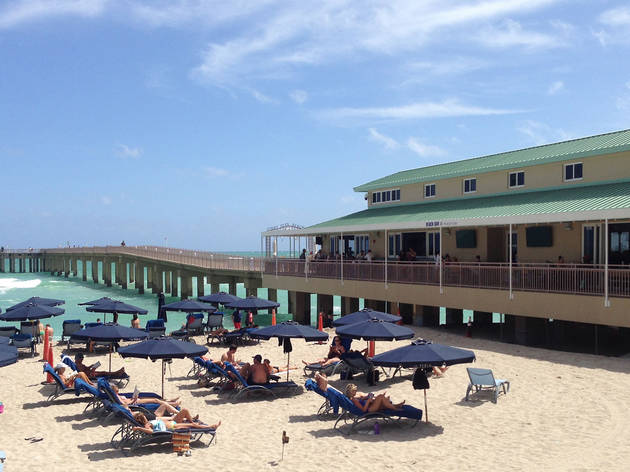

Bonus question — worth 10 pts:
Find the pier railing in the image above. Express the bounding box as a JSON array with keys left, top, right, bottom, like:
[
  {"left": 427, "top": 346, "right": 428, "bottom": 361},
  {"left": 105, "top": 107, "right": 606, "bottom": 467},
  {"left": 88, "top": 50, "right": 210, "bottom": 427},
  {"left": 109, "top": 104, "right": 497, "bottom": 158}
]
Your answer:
[
  {"left": 263, "top": 259, "right": 630, "bottom": 298},
  {"left": 39, "top": 246, "right": 263, "bottom": 272}
]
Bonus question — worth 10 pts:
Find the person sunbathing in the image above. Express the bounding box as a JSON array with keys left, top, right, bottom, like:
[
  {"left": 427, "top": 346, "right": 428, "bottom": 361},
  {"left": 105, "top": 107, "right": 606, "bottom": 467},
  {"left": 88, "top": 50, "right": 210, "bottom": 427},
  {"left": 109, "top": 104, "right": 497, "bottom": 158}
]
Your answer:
[
  {"left": 302, "top": 336, "right": 345, "bottom": 367},
  {"left": 239, "top": 354, "right": 269, "bottom": 385},
  {"left": 74, "top": 353, "right": 127, "bottom": 378},
  {"left": 345, "top": 383, "right": 405, "bottom": 413},
  {"left": 221, "top": 345, "right": 240, "bottom": 365},
  {"left": 54, "top": 364, "right": 95, "bottom": 387},
  {"left": 314, "top": 372, "right": 329, "bottom": 391},
  {"left": 263, "top": 359, "right": 297, "bottom": 374},
  {"left": 110, "top": 385, "right": 181, "bottom": 411},
  {"left": 132, "top": 411, "right": 221, "bottom": 433},
  {"left": 432, "top": 364, "right": 449, "bottom": 377}
]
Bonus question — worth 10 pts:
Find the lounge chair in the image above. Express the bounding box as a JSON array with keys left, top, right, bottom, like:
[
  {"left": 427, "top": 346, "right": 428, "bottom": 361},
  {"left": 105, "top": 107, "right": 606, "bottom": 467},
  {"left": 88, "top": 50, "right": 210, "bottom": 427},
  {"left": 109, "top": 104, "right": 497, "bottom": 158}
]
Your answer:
[
  {"left": 187, "top": 313, "right": 205, "bottom": 335},
  {"left": 338, "top": 351, "right": 382, "bottom": 381},
  {"left": 61, "top": 320, "right": 82, "bottom": 342},
  {"left": 43, "top": 362, "right": 93, "bottom": 402},
  {"left": 324, "top": 385, "right": 422, "bottom": 435},
  {"left": 303, "top": 361, "right": 343, "bottom": 378},
  {"left": 465, "top": 367, "right": 510, "bottom": 403},
  {"left": 109, "top": 403, "right": 217, "bottom": 452},
  {"left": 20, "top": 321, "right": 39, "bottom": 343},
  {"left": 61, "top": 355, "right": 130, "bottom": 388},
  {"left": 73, "top": 377, "right": 112, "bottom": 415},
  {"left": 204, "top": 312, "right": 223, "bottom": 333},
  {"left": 304, "top": 378, "right": 344, "bottom": 418},
  {"left": 0, "top": 327, "right": 17, "bottom": 339},
  {"left": 207, "top": 327, "right": 257, "bottom": 346},
  {"left": 96, "top": 378, "right": 164, "bottom": 420},
  {"left": 67, "top": 322, "right": 111, "bottom": 351},
  {"left": 223, "top": 362, "right": 301, "bottom": 400},
  {"left": 145, "top": 319, "right": 166, "bottom": 339},
  {"left": 12, "top": 333, "right": 35, "bottom": 356}
]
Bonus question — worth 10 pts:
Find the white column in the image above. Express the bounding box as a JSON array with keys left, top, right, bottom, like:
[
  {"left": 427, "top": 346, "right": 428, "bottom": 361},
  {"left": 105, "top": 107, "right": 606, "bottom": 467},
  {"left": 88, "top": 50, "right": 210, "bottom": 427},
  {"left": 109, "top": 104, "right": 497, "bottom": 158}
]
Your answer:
[
  {"left": 340, "top": 233, "right": 344, "bottom": 285},
  {"left": 275, "top": 236, "right": 278, "bottom": 278},
  {"left": 509, "top": 223, "right": 513, "bottom": 300},
  {"left": 385, "top": 229, "right": 388, "bottom": 288},
  {"left": 605, "top": 218, "right": 610, "bottom": 307},
  {"left": 439, "top": 226, "right": 443, "bottom": 294}
]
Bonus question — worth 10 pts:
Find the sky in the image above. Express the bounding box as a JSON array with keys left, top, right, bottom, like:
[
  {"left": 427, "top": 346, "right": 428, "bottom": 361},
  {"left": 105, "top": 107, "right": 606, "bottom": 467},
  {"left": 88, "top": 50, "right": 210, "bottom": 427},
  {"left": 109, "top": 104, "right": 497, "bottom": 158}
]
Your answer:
[{"left": 1, "top": 0, "right": 630, "bottom": 251}]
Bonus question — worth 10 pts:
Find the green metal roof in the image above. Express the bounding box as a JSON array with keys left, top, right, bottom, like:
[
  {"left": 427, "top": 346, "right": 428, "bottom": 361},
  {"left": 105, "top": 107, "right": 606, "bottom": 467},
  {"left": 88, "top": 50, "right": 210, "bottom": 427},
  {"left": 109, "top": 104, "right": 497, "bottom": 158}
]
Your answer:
[
  {"left": 308, "top": 179, "right": 630, "bottom": 232},
  {"left": 354, "top": 129, "right": 630, "bottom": 192}
]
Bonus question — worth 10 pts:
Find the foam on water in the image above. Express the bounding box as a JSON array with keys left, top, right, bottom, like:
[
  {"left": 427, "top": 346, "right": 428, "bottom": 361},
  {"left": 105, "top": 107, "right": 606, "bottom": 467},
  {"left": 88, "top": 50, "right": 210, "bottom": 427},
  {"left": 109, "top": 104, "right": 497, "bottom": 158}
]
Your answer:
[{"left": 0, "top": 277, "right": 42, "bottom": 294}]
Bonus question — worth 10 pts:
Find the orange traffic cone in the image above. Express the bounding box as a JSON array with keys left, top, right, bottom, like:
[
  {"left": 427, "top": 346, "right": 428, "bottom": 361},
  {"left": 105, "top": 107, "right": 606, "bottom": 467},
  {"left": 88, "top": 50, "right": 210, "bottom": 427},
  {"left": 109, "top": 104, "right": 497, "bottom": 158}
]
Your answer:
[
  {"left": 368, "top": 340, "right": 376, "bottom": 357},
  {"left": 271, "top": 309, "right": 277, "bottom": 326},
  {"left": 317, "top": 312, "right": 325, "bottom": 344},
  {"left": 46, "top": 344, "right": 54, "bottom": 383},
  {"left": 396, "top": 308, "right": 403, "bottom": 325}
]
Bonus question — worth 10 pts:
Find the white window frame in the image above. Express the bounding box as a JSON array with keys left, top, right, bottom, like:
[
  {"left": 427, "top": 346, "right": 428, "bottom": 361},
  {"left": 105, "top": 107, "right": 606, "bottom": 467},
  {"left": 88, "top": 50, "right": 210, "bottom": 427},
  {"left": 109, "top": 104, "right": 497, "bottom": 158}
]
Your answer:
[
  {"left": 508, "top": 171, "right": 525, "bottom": 189},
  {"left": 371, "top": 188, "right": 401, "bottom": 205},
  {"left": 355, "top": 234, "right": 369, "bottom": 254},
  {"left": 424, "top": 183, "right": 436, "bottom": 199},
  {"left": 372, "top": 192, "right": 381, "bottom": 204},
  {"left": 388, "top": 233, "right": 402, "bottom": 258},
  {"left": 463, "top": 177, "right": 477, "bottom": 194},
  {"left": 426, "top": 231, "right": 440, "bottom": 257},
  {"left": 564, "top": 162, "right": 583, "bottom": 182},
  {"left": 392, "top": 189, "right": 401, "bottom": 201}
]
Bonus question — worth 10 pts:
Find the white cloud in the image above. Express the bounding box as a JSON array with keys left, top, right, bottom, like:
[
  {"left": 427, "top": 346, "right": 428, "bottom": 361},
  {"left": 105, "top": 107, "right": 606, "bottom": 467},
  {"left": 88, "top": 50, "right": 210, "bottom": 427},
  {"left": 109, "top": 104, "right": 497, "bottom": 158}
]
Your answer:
[
  {"left": 203, "top": 166, "right": 229, "bottom": 178},
  {"left": 405, "top": 57, "right": 487, "bottom": 76},
  {"left": 320, "top": 98, "right": 519, "bottom": 122},
  {"left": 594, "top": 7, "right": 630, "bottom": 45},
  {"left": 289, "top": 89, "right": 308, "bottom": 104},
  {"left": 368, "top": 128, "right": 399, "bottom": 150},
  {"left": 517, "top": 120, "right": 573, "bottom": 146},
  {"left": 476, "top": 19, "right": 564, "bottom": 49},
  {"left": 547, "top": 80, "right": 564, "bottom": 95},
  {"left": 407, "top": 137, "right": 446, "bottom": 158},
  {"left": 599, "top": 7, "right": 630, "bottom": 27},
  {"left": 100, "top": 195, "right": 112, "bottom": 205},
  {"left": 249, "top": 89, "right": 274, "bottom": 103},
  {"left": 0, "top": 0, "right": 107, "bottom": 29},
  {"left": 115, "top": 144, "right": 142, "bottom": 159}
]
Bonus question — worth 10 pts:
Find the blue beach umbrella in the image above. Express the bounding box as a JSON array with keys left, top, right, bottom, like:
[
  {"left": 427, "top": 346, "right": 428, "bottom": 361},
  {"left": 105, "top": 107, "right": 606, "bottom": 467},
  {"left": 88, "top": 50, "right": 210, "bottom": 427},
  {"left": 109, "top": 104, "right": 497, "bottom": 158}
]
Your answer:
[
  {"left": 226, "top": 296, "right": 280, "bottom": 311},
  {"left": 161, "top": 299, "right": 217, "bottom": 313},
  {"left": 198, "top": 292, "right": 241, "bottom": 305},
  {"left": 86, "top": 300, "right": 148, "bottom": 323},
  {"left": 70, "top": 323, "right": 148, "bottom": 371},
  {"left": 6, "top": 297, "right": 65, "bottom": 311},
  {"left": 0, "top": 303, "right": 65, "bottom": 321},
  {"left": 370, "top": 339, "right": 476, "bottom": 368},
  {"left": 333, "top": 308, "right": 402, "bottom": 327},
  {"left": 0, "top": 337, "right": 18, "bottom": 367},
  {"left": 249, "top": 322, "right": 329, "bottom": 381},
  {"left": 78, "top": 297, "right": 116, "bottom": 306},
  {"left": 118, "top": 338, "right": 208, "bottom": 397},
  {"left": 335, "top": 319, "right": 414, "bottom": 341}
]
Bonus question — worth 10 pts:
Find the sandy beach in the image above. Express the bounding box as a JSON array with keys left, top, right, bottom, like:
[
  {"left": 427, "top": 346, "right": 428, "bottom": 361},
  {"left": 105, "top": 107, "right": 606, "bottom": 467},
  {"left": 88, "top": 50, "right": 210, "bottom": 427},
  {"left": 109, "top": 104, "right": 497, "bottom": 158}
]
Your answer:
[{"left": 2, "top": 326, "right": 630, "bottom": 472}]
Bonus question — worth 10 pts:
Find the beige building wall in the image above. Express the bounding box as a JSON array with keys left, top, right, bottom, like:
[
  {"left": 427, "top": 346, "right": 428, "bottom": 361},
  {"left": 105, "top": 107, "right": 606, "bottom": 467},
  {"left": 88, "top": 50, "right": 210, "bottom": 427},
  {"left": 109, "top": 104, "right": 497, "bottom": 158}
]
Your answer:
[{"left": 366, "top": 150, "right": 630, "bottom": 208}]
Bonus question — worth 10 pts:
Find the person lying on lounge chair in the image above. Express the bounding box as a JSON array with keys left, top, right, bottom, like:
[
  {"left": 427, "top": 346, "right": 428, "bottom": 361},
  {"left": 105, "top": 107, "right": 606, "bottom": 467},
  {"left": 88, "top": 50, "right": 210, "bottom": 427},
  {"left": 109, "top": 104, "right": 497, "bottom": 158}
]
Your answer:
[
  {"left": 54, "top": 363, "right": 95, "bottom": 388},
  {"left": 110, "top": 385, "right": 181, "bottom": 411},
  {"left": 314, "top": 372, "right": 329, "bottom": 391},
  {"left": 263, "top": 359, "right": 297, "bottom": 374},
  {"left": 132, "top": 411, "right": 221, "bottom": 433},
  {"left": 345, "top": 383, "right": 405, "bottom": 413},
  {"left": 302, "top": 336, "right": 345, "bottom": 368},
  {"left": 239, "top": 354, "right": 269, "bottom": 384},
  {"left": 221, "top": 345, "right": 240, "bottom": 365},
  {"left": 74, "top": 353, "right": 127, "bottom": 378}
]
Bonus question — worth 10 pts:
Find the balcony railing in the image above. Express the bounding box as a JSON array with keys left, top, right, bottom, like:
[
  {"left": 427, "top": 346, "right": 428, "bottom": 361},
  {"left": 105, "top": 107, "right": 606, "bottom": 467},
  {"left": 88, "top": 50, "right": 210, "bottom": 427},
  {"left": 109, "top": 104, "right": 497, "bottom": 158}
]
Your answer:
[{"left": 264, "top": 259, "right": 630, "bottom": 298}]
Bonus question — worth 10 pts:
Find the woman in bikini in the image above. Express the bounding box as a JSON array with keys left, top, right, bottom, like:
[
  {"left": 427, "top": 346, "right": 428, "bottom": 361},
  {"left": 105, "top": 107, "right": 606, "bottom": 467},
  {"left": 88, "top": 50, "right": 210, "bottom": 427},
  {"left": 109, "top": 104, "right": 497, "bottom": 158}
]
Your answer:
[
  {"left": 110, "top": 385, "right": 181, "bottom": 412},
  {"left": 302, "top": 336, "right": 346, "bottom": 367},
  {"left": 132, "top": 411, "right": 221, "bottom": 433},
  {"left": 345, "top": 383, "right": 405, "bottom": 413}
]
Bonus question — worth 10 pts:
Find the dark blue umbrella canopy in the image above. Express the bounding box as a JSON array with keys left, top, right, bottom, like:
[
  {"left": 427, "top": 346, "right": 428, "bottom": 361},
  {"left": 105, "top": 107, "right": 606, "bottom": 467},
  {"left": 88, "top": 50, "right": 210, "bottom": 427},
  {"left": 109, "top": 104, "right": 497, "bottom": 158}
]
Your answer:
[
  {"left": 198, "top": 292, "right": 241, "bottom": 305},
  {"left": 118, "top": 338, "right": 208, "bottom": 360},
  {"left": 0, "top": 338, "right": 18, "bottom": 367},
  {"left": 249, "top": 321, "right": 329, "bottom": 342},
  {"left": 0, "top": 303, "right": 65, "bottom": 321},
  {"left": 371, "top": 339, "right": 476, "bottom": 367},
  {"left": 161, "top": 299, "right": 217, "bottom": 313},
  {"left": 333, "top": 308, "right": 402, "bottom": 327},
  {"left": 7, "top": 296, "right": 65, "bottom": 311},
  {"left": 78, "top": 296, "right": 116, "bottom": 306},
  {"left": 335, "top": 319, "right": 414, "bottom": 341},
  {"left": 226, "top": 296, "right": 280, "bottom": 310},
  {"left": 85, "top": 300, "right": 148, "bottom": 315},
  {"left": 70, "top": 323, "right": 148, "bottom": 341}
]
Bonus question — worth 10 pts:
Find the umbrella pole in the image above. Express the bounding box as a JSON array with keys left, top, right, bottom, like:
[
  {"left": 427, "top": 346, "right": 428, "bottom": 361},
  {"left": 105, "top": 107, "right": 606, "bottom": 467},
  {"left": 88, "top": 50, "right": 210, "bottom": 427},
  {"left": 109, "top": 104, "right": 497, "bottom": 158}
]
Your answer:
[
  {"left": 162, "top": 359, "right": 165, "bottom": 398},
  {"left": 424, "top": 389, "right": 428, "bottom": 423},
  {"left": 109, "top": 350, "right": 112, "bottom": 372},
  {"left": 286, "top": 352, "right": 290, "bottom": 382}
]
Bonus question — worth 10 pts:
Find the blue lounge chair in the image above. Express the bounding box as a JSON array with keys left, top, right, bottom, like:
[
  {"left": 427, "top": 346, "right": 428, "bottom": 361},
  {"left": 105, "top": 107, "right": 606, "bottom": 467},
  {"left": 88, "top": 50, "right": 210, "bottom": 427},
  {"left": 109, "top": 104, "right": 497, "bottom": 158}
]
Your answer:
[
  {"left": 61, "top": 355, "right": 130, "bottom": 388},
  {"left": 0, "top": 327, "right": 17, "bottom": 339},
  {"left": 204, "top": 312, "right": 223, "bottom": 333},
  {"left": 43, "top": 362, "right": 94, "bottom": 402},
  {"left": 20, "top": 321, "right": 40, "bottom": 343},
  {"left": 61, "top": 319, "right": 82, "bottom": 341},
  {"left": 305, "top": 380, "right": 422, "bottom": 434},
  {"left": 304, "top": 378, "right": 344, "bottom": 418},
  {"left": 96, "top": 377, "right": 164, "bottom": 414},
  {"left": 145, "top": 319, "right": 166, "bottom": 339},
  {"left": 109, "top": 403, "right": 217, "bottom": 452},
  {"left": 465, "top": 367, "right": 510, "bottom": 403},
  {"left": 223, "top": 362, "right": 301, "bottom": 400},
  {"left": 303, "top": 361, "right": 342, "bottom": 378},
  {"left": 12, "top": 333, "right": 35, "bottom": 356}
]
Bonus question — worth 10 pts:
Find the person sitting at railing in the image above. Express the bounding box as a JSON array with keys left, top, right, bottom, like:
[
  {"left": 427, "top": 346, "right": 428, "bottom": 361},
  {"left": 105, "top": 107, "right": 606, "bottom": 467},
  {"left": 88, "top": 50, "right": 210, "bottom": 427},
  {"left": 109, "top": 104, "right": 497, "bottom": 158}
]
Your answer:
[{"left": 366, "top": 250, "right": 373, "bottom": 262}]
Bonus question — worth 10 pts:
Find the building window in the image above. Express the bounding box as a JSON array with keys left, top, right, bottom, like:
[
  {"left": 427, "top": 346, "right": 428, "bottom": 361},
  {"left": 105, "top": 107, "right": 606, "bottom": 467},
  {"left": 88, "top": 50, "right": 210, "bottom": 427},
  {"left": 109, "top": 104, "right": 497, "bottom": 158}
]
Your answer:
[
  {"left": 424, "top": 183, "right": 436, "bottom": 198},
  {"left": 383, "top": 190, "right": 391, "bottom": 202},
  {"left": 388, "top": 233, "right": 402, "bottom": 258},
  {"left": 564, "top": 162, "right": 583, "bottom": 181},
  {"left": 508, "top": 171, "right": 525, "bottom": 188},
  {"left": 463, "top": 178, "right": 477, "bottom": 194},
  {"left": 355, "top": 235, "right": 369, "bottom": 254},
  {"left": 427, "top": 232, "right": 440, "bottom": 257},
  {"left": 372, "top": 192, "right": 381, "bottom": 204},
  {"left": 372, "top": 189, "right": 400, "bottom": 204},
  {"left": 392, "top": 189, "right": 401, "bottom": 201}
]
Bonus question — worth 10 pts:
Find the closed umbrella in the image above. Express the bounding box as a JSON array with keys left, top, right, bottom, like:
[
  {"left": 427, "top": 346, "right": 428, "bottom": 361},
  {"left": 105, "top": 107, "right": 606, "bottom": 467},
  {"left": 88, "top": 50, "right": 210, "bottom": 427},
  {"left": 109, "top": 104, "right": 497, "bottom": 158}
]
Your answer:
[
  {"left": 333, "top": 308, "right": 402, "bottom": 327},
  {"left": 118, "top": 338, "right": 208, "bottom": 397},
  {"left": 371, "top": 339, "right": 476, "bottom": 422},
  {"left": 0, "top": 337, "right": 18, "bottom": 367},
  {"left": 0, "top": 303, "right": 65, "bottom": 321},
  {"left": 198, "top": 292, "right": 241, "bottom": 305},
  {"left": 70, "top": 323, "right": 148, "bottom": 371},
  {"left": 6, "top": 297, "right": 65, "bottom": 311},
  {"left": 249, "top": 322, "right": 329, "bottom": 381}
]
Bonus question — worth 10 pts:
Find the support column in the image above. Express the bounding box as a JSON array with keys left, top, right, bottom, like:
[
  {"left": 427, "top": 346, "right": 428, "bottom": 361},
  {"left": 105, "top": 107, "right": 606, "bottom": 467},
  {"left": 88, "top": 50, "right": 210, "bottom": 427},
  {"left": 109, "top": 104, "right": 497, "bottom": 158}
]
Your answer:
[
  {"left": 152, "top": 266, "right": 163, "bottom": 294},
  {"left": 19, "top": 257, "right": 24, "bottom": 273},
  {"left": 9, "top": 255, "right": 14, "bottom": 273},
  {"left": 146, "top": 266, "right": 153, "bottom": 292},
  {"left": 0, "top": 256, "right": 4, "bottom": 273},
  {"left": 165, "top": 271, "right": 172, "bottom": 294},
  {"left": 228, "top": 279, "right": 237, "bottom": 296},
  {"left": 267, "top": 288, "right": 278, "bottom": 302},
  {"left": 413, "top": 305, "right": 440, "bottom": 327},
  {"left": 445, "top": 308, "right": 463, "bottom": 326},
  {"left": 244, "top": 277, "right": 262, "bottom": 298},
  {"left": 513, "top": 315, "right": 547, "bottom": 346},
  {"left": 81, "top": 260, "right": 87, "bottom": 281},
  {"left": 317, "top": 294, "right": 334, "bottom": 316},
  {"left": 91, "top": 259, "right": 98, "bottom": 284},
  {"left": 288, "top": 290, "right": 310, "bottom": 324},
  {"left": 341, "top": 297, "right": 359, "bottom": 315},
  {"left": 103, "top": 259, "right": 112, "bottom": 287},
  {"left": 473, "top": 311, "right": 493, "bottom": 326},
  {"left": 171, "top": 271, "right": 179, "bottom": 298},
  {"left": 196, "top": 275, "right": 205, "bottom": 298},
  {"left": 129, "top": 262, "right": 135, "bottom": 283},
  {"left": 181, "top": 272, "right": 192, "bottom": 299},
  {"left": 135, "top": 263, "right": 145, "bottom": 294},
  {"left": 399, "top": 303, "right": 414, "bottom": 325}
]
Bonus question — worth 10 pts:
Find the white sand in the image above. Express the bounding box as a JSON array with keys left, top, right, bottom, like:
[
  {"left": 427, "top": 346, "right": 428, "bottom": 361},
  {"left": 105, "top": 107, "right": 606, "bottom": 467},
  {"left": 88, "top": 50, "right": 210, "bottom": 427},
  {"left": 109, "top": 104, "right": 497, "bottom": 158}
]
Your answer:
[{"left": 2, "top": 326, "right": 630, "bottom": 471}]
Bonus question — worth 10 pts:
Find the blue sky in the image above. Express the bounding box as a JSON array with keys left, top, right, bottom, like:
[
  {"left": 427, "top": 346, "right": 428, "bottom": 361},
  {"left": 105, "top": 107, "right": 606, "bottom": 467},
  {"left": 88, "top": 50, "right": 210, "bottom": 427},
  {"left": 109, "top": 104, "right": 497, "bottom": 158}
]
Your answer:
[{"left": 1, "top": 0, "right": 629, "bottom": 251}]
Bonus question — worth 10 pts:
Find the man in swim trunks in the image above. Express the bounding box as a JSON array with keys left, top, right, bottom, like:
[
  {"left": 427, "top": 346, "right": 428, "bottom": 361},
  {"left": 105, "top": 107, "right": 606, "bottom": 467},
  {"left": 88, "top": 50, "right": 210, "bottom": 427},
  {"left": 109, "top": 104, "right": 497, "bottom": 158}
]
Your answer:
[
  {"left": 239, "top": 354, "right": 269, "bottom": 385},
  {"left": 221, "top": 345, "right": 240, "bottom": 365}
]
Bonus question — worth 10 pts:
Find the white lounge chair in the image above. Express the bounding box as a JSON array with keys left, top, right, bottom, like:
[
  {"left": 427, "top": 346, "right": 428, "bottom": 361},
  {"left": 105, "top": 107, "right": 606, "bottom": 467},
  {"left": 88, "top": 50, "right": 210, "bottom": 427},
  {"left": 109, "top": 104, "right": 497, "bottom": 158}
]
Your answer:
[{"left": 465, "top": 367, "right": 510, "bottom": 403}]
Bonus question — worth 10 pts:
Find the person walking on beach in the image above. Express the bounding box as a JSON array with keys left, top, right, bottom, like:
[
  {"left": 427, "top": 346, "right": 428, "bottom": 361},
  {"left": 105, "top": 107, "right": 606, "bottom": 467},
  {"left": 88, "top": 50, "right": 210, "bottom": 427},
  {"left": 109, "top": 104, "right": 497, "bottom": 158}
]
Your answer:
[{"left": 232, "top": 309, "right": 242, "bottom": 330}]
